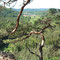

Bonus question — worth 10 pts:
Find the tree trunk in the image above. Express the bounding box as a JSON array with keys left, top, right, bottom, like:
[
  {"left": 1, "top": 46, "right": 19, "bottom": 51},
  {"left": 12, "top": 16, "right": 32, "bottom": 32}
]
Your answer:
[{"left": 39, "top": 45, "right": 43, "bottom": 60}]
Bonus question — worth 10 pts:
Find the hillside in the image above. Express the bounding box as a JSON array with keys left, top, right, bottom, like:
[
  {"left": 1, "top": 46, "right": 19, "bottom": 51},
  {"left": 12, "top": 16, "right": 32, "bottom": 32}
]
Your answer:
[
  {"left": 13, "top": 8, "right": 48, "bottom": 12},
  {"left": 0, "top": 7, "right": 18, "bottom": 17},
  {"left": 0, "top": 6, "right": 60, "bottom": 60}
]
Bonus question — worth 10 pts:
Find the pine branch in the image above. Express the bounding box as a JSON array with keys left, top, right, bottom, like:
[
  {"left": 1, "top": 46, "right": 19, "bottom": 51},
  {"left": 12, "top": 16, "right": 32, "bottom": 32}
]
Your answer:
[
  {"left": 8, "top": 24, "right": 50, "bottom": 43},
  {"left": 11, "top": 0, "right": 30, "bottom": 34}
]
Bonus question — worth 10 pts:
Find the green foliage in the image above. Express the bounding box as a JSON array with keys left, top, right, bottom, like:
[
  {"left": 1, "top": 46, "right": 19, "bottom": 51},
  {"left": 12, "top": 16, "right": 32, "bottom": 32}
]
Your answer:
[
  {"left": 0, "top": 7, "right": 60, "bottom": 60},
  {"left": 48, "top": 8, "right": 57, "bottom": 15},
  {"left": 45, "top": 57, "right": 60, "bottom": 60}
]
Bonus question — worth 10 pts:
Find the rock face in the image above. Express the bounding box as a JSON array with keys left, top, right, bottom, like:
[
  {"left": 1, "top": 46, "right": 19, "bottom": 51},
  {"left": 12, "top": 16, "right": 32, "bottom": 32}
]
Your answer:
[{"left": 0, "top": 51, "right": 16, "bottom": 60}]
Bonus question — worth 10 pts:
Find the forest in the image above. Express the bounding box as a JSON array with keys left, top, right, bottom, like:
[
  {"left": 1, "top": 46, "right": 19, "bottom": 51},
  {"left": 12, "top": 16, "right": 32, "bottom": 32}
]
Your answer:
[{"left": 0, "top": 0, "right": 60, "bottom": 60}]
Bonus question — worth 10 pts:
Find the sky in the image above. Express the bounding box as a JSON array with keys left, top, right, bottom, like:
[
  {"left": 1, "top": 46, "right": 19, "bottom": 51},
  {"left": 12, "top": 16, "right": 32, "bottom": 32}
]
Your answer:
[{"left": 4, "top": 0, "right": 60, "bottom": 9}]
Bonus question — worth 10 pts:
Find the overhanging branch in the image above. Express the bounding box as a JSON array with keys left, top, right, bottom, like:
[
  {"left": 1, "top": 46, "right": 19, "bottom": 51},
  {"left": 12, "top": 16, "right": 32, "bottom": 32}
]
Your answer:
[
  {"left": 8, "top": 24, "right": 51, "bottom": 43},
  {"left": 11, "top": 0, "right": 30, "bottom": 34}
]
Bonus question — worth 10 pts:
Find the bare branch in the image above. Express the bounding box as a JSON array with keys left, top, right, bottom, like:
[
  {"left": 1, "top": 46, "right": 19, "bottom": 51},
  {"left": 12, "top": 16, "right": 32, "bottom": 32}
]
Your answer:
[
  {"left": 5, "top": 0, "right": 11, "bottom": 3},
  {"left": 2, "top": 0, "right": 12, "bottom": 7},
  {"left": 27, "top": 47, "right": 40, "bottom": 57},
  {"left": 39, "top": 33, "right": 45, "bottom": 60},
  {"left": 27, "top": 33, "right": 45, "bottom": 60},
  {"left": 40, "top": 33, "right": 45, "bottom": 47}
]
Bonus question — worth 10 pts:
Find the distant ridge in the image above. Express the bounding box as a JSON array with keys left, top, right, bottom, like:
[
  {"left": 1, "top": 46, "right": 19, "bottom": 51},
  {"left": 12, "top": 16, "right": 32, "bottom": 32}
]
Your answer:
[{"left": 12, "top": 8, "right": 48, "bottom": 12}]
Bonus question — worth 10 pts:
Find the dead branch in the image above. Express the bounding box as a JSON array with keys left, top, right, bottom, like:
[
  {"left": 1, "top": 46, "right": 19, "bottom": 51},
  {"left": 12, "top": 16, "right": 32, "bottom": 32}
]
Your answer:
[
  {"left": 11, "top": 0, "right": 30, "bottom": 34},
  {"left": 27, "top": 47, "right": 40, "bottom": 57},
  {"left": 2, "top": 0, "right": 11, "bottom": 7},
  {"left": 39, "top": 33, "right": 45, "bottom": 60},
  {"left": 27, "top": 33, "right": 45, "bottom": 60},
  {"left": 3, "top": 0, "right": 17, "bottom": 6}
]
